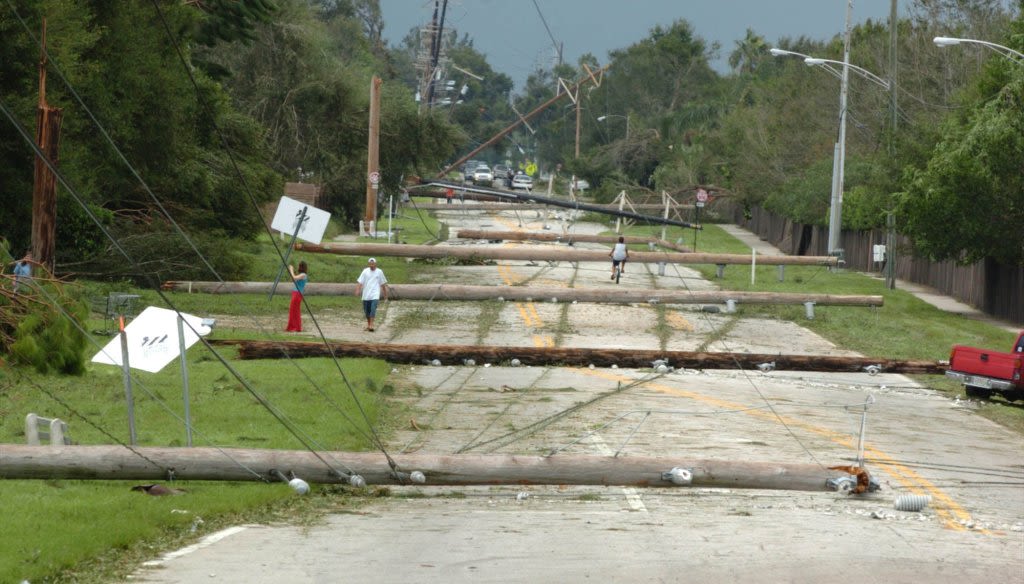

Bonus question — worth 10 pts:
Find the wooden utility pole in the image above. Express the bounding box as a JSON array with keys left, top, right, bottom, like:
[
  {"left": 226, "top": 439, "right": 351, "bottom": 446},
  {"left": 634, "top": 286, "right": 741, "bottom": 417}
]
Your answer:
[
  {"left": 439, "top": 65, "right": 608, "bottom": 177},
  {"left": 363, "top": 76, "right": 382, "bottom": 236},
  {"left": 456, "top": 229, "right": 691, "bottom": 251},
  {"left": 0, "top": 444, "right": 870, "bottom": 492},
  {"left": 294, "top": 242, "right": 840, "bottom": 267},
  {"left": 160, "top": 280, "right": 883, "bottom": 307},
  {"left": 223, "top": 340, "right": 938, "bottom": 374},
  {"left": 31, "top": 19, "right": 63, "bottom": 273}
]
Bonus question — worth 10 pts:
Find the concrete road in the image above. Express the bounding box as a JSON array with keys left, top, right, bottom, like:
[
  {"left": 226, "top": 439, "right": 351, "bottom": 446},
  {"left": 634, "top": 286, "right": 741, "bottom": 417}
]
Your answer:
[{"left": 130, "top": 209, "right": 1024, "bottom": 583}]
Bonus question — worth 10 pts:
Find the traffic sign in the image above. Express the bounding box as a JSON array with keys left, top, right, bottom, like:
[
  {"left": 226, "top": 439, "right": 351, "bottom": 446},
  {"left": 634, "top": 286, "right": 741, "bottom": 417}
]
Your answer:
[
  {"left": 369, "top": 171, "right": 381, "bottom": 186},
  {"left": 696, "top": 188, "right": 708, "bottom": 203}
]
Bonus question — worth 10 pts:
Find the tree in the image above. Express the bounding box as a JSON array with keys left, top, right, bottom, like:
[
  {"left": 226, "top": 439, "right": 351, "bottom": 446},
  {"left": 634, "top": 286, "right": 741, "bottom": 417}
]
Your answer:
[
  {"left": 729, "top": 28, "right": 768, "bottom": 74},
  {"left": 898, "top": 66, "right": 1024, "bottom": 265}
]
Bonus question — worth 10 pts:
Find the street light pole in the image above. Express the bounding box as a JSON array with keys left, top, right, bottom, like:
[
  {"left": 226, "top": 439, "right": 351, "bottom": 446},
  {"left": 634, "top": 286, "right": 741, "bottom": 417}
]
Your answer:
[
  {"left": 829, "top": 0, "right": 853, "bottom": 258},
  {"left": 933, "top": 36, "right": 1024, "bottom": 63}
]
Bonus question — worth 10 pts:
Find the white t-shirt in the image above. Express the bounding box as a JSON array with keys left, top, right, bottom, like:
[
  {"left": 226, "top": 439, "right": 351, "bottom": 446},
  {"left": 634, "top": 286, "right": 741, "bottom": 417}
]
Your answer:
[
  {"left": 357, "top": 267, "right": 388, "bottom": 300},
  {"left": 611, "top": 242, "right": 628, "bottom": 261}
]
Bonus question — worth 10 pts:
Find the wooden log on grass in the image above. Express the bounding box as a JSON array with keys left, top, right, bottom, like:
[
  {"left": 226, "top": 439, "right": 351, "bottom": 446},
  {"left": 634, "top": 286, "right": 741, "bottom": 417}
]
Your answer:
[
  {"left": 219, "top": 339, "right": 944, "bottom": 374},
  {"left": 294, "top": 242, "right": 839, "bottom": 266},
  {"left": 0, "top": 444, "right": 862, "bottom": 491},
  {"left": 160, "top": 281, "right": 883, "bottom": 307}
]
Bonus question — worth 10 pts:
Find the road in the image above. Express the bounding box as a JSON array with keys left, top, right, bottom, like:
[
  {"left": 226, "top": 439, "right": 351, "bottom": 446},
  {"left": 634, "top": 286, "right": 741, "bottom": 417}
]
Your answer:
[{"left": 129, "top": 204, "right": 1024, "bottom": 583}]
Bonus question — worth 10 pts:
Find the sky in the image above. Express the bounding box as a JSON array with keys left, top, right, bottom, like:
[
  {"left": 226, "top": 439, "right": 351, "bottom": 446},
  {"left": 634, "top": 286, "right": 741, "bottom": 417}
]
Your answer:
[{"left": 379, "top": 0, "right": 907, "bottom": 92}]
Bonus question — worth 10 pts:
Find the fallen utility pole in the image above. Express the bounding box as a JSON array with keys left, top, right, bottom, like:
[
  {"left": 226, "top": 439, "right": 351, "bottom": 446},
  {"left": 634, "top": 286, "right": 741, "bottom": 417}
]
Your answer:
[
  {"left": 438, "top": 66, "right": 609, "bottom": 177},
  {"left": 0, "top": 444, "right": 865, "bottom": 492},
  {"left": 415, "top": 179, "right": 700, "bottom": 229},
  {"left": 412, "top": 200, "right": 695, "bottom": 212},
  {"left": 162, "top": 281, "right": 882, "bottom": 307},
  {"left": 294, "top": 242, "right": 839, "bottom": 266},
  {"left": 220, "top": 339, "right": 942, "bottom": 374},
  {"left": 456, "top": 229, "right": 691, "bottom": 252}
]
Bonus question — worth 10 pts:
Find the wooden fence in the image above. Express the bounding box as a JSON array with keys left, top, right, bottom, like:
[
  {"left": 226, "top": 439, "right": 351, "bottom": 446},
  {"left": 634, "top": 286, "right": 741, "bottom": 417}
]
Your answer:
[{"left": 728, "top": 206, "right": 1022, "bottom": 325}]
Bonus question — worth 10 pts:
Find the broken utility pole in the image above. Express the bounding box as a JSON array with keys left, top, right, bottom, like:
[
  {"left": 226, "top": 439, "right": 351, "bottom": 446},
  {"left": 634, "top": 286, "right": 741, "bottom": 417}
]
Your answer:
[
  {"left": 31, "top": 18, "right": 63, "bottom": 273},
  {"left": 0, "top": 444, "right": 869, "bottom": 492},
  {"left": 161, "top": 280, "right": 883, "bottom": 308},
  {"left": 218, "top": 339, "right": 942, "bottom": 375},
  {"left": 294, "top": 242, "right": 839, "bottom": 267}
]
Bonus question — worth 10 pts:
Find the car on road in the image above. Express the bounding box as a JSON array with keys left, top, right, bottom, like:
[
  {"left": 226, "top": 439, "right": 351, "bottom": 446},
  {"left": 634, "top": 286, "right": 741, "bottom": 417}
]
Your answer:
[
  {"left": 493, "top": 164, "right": 510, "bottom": 182},
  {"left": 463, "top": 160, "right": 483, "bottom": 181},
  {"left": 511, "top": 174, "right": 534, "bottom": 190},
  {"left": 472, "top": 165, "right": 493, "bottom": 184}
]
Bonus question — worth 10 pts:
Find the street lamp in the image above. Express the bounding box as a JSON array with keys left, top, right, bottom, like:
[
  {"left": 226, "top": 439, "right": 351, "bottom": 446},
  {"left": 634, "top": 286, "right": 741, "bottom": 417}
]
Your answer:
[
  {"left": 771, "top": 48, "right": 890, "bottom": 256},
  {"left": 597, "top": 114, "right": 630, "bottom": 140},
  {"left": 804, "top": 58, "right": 891, "bottom": 90},
  {"left": 933, "top": 36, "right": 1024, "bottom": 63}
]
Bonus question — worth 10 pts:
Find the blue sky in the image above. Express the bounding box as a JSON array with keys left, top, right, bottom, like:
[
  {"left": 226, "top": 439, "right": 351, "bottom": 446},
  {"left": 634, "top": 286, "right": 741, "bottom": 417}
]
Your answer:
[{"left": 380, "top": 0, "right": 907, "bottom": 91}]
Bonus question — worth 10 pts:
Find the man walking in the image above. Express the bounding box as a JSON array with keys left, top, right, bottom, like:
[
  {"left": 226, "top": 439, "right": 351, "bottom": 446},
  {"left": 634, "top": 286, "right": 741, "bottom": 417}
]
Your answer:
[{"left": 355, "top": 257, "right": 388, "bottom": 332}]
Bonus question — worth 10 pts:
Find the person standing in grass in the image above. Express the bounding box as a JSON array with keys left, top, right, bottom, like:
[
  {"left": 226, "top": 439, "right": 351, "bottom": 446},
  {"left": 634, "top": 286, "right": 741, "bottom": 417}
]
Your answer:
[
  {"left": 286, "top": 261, "right": 308, "bottom": 332},
  {"left": 355, "top": 257, "right": 388, "bottom": 332}
]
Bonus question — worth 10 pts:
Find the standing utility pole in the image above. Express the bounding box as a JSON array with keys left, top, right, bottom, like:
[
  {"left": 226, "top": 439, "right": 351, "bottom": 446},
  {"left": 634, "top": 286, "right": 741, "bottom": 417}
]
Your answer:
[
  {"left": 574, "top": 95, "right": 581, "bottom": 159},
  {"left": 31, "top": 18, "right": 63, "bottom": 274},
  {"left": 363, "top": 76, "right": 382, "bottom": 236}
]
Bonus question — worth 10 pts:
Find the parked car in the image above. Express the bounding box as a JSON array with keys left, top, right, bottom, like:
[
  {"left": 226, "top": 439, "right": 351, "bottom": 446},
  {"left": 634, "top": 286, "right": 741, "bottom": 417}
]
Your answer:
[
  {"left": 511, "top": 174, "right": 534, "bottom": 190},
  {"left": 571, "top": 178, "right": 590, "bottom": 191},
  {"left": 945, "top": 331, "right": 1024, "bottom": 399},
  {"left": 472, "top": 165, "right": 493, "bottom": 184},
  {"left": 493, "top": 164, "right": 510, "bottom": 181}
]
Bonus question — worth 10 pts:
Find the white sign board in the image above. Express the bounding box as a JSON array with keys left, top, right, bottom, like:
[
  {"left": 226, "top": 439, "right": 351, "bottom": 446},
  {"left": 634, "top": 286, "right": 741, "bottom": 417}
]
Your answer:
[
  {"left": 91, "top": 306, "right": 212, "bottom": 373},
  {"left": 369, "top": 171, "right": 380, "bottom": 185},
  {"left": 271, "top": 196, "right": 331, "bottom": 245}
]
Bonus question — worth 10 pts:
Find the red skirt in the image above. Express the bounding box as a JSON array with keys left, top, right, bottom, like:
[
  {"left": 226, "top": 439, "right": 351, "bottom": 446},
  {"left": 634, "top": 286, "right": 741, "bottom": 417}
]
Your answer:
[{"left": 286, "top": 291, "right": 303, "bottom": 331}]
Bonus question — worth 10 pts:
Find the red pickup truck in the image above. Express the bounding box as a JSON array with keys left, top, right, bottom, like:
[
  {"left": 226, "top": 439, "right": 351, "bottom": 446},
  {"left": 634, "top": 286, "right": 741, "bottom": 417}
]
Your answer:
[{"left": 945, "top": 331, "right": 1024, "bottom": 399}]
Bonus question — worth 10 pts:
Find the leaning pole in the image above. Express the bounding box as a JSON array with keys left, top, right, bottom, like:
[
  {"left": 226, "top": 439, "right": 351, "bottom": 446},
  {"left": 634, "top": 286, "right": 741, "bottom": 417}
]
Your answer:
[{"left": 0, "top": 445, "right": 869, "bottom": 492}]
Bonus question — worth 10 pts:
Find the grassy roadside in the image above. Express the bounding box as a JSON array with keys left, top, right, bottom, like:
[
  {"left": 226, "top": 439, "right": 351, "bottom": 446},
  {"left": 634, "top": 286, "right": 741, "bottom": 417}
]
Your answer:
[
  {"left": 1, "top": 216, "right": 443, "bottom": 583},
  {"left": 613, "top": 222, "right": 1023, "bottom": 433}
]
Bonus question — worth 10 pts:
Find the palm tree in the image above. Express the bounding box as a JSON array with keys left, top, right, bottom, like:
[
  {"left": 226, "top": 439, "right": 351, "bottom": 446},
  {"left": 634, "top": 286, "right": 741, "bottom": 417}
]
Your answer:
[{"left": 729, "top": 28, "right": 768, "bottom": 74}]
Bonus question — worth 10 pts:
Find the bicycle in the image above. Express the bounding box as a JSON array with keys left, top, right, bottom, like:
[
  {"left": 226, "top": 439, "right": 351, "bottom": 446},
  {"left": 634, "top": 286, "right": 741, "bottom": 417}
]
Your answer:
[{"left": 612, "top": 260, "right": 623, "bottom": 284}]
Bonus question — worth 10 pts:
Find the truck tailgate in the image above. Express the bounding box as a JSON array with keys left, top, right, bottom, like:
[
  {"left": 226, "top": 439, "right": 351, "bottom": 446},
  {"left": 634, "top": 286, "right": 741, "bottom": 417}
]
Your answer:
[{"left": 949, "top": 345, "right": 1023, "bottom": 382}]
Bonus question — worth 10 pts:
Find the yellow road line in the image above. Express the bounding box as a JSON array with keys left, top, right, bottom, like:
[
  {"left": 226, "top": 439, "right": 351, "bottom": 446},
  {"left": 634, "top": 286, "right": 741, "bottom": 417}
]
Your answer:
[
  {"left": 577, "top": 367, "right": 981, "bottom": 532},
  {"left": 666, "top": 311, "right": 694, "bottom": 331}
]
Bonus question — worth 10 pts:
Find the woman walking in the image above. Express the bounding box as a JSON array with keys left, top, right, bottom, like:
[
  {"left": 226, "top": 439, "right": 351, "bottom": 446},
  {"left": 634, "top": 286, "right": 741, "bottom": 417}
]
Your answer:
[{"left": 286, "top": 261, "right": 308, "bottom": 332}]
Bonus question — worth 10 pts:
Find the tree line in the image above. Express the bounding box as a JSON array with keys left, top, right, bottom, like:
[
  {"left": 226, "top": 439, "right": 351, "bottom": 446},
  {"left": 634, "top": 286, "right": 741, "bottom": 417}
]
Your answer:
[{"left": 1, "top": 0, "right": 1021, "bottom": 284}]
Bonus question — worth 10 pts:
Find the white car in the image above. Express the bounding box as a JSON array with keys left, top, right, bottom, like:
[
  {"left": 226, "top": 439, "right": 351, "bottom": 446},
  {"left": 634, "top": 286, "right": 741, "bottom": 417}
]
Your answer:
[
  {"left": 472, "top": 165, "right": 493, "bottom": 184},
  {"left": 571, "top": 178, "right": 589, "bottom": 191},
  {"left": 511, "top": 174, "right": 534, "bottom": 190}
]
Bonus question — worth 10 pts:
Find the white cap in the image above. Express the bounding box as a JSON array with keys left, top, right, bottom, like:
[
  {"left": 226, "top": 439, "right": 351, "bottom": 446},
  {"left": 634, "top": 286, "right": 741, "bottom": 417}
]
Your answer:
[{"left": 368, "top": 257, "right": 376, "bottom": 263}]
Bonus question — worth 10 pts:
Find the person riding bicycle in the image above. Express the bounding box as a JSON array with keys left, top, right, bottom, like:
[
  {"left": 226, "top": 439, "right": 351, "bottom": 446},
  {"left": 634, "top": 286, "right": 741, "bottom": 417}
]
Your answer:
[{"left": 610, "top": 236, "right": 628, "bottom": 280}]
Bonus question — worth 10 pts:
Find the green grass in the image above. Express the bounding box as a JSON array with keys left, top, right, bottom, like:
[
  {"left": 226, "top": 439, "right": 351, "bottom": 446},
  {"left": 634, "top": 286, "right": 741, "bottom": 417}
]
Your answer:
[{"left": 1, "top": 339, "right": 396, "bottom": 583}]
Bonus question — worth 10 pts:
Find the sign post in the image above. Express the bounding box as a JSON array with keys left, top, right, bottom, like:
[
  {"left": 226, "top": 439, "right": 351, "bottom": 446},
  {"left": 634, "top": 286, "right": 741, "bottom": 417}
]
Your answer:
[
  {"left": 93, "top": 307, "right": 214, "bottom": 443},
  {"left": 269, "top": 196, "right": 332, "bottom": 299},
  {"left": 694, "top": 188, "right": 708, "bottom": 251}
]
